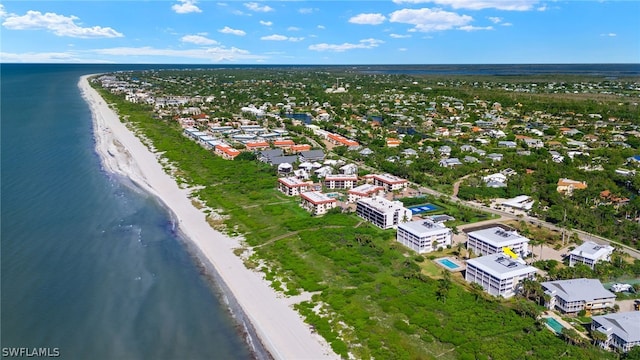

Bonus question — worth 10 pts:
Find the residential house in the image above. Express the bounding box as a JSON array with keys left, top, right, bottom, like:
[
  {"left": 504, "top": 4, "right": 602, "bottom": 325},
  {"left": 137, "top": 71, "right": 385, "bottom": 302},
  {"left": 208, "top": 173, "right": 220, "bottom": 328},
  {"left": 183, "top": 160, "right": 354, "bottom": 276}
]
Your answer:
[
  {"left": 396, "top": 219, "right": 452, "bottom": 254},
  {"left": 463, "top": 156, "right": 479, "bottom": 163},
  {"left": 298, "top": 150, "right": 326, "bottom": 162},
  {"left": 339, "top": 163, "right": 358, "bottom": 175},
  {"left": 277, "top": 177, "right": 311, "bottom": 196},
  {"left": 541, "top": 278, "right": 615, "bottom": 314},
  {"left": 557, "top": 178, "right": 588, "bottom": 195},
  {"left": 486, "top": 153, "right": 503, "bottom": 162},
  {"left": 501, "top": 195, "right": 535, "bottom": 211},
  {"left": 439, "top": 158, "right": 463, "bottom": 168},
  {"left": 569, "top": 241, "right": 614, "bottom": 269},
  {"left": 299, "top": 191, "right": 337, "bottom": 216},
  {"left": 466, "top": 226, "right": 530, "bottom": 258},
  {"left": 498, "top": 140, "right": 517, "bottom": 149},
  {"left": 591, "top": 312, "right": 640, "bottom": 353},
  {"left": 549, "top": 151, "right": 565, "bottom": 163},
  {"left": 465, "top": 253, "right": 538, "bottom": 298},
  {"left": 356, "top": 196, "right": 412, "bottom": 229},
  {"left": 523, "top": 138, "right": 544, "bottom": 149}
]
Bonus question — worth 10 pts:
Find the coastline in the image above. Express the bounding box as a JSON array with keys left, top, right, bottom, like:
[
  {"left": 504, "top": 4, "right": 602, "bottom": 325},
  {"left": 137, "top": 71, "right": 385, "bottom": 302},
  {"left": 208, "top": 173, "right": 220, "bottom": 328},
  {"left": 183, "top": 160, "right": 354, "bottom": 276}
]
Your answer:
[{"left": 79, "top": 75, "right": 337, "bottom": 360}]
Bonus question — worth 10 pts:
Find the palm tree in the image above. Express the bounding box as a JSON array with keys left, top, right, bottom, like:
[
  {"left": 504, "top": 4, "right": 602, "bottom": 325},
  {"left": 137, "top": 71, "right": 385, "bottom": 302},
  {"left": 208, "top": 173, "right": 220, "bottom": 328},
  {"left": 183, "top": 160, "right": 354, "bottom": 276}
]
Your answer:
[
  {"left": 470, "top": 282, "right": 484, "bottom": 302},
  {"left": 591, "top": 329, "right": 608, "bottom": 347}
]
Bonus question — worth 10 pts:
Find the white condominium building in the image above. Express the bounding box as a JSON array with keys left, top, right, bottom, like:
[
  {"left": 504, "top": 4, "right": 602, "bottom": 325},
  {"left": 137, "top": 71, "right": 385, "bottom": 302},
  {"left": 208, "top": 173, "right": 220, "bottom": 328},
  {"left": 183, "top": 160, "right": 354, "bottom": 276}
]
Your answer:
[
  {"left": 324, "top": 174, "right": 358, "bottom": 190},
  {"left": 356, "top": 196, "right": 412, "bottom": 229},
  {"left": 465, "top": 253, "right": 538, "bottom": 298},
  {"left": 277, "top": 177, "right": 311, "bottom": 196},
  {"left": 397, "top": 220, "right": 452, "bottom": 254},
  {"left": 347, "top": 184, "right": 385, "bottom": 203},
  {"left": 367, "top": 173, "right": 408, "bottom": 192},
  {"left": 569, "top": 241, "right": 614, "bottom": 269},
  {"left": 299, "top": 191, "right": 337, "bottom": 216},
  {"left": 466, "top": 226, "right": 530, "bottom": 258}
]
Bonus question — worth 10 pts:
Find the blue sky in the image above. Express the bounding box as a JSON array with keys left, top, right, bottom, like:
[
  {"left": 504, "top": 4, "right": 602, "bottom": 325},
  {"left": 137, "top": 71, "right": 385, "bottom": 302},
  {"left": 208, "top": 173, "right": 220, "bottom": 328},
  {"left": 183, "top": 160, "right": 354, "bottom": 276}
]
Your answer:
[{"left": 1, "top": 1, "right": 638, "bottom": 64}]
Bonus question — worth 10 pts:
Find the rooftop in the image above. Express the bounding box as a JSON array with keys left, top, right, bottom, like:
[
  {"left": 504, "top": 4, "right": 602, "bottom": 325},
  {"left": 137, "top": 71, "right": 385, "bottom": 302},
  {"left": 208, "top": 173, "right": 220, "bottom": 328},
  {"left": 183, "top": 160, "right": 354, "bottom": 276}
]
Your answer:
[
  {"left": 467, "top": 226, "right": 530, "bottom": 247},
  {"left": 398, "top": 219, "right": 450, "bottom": 236},
  {"left": 541, "top": 278, "right": 615, "bottom": 302},
  {"left": 466, "top": 253, "right": 538, "bottom": 279},
  {"left": 592, "top": 311, "right": 640, "bottom": 343},
  {"left": 570, "top": 241, "right": 614, "bottom": 260}
]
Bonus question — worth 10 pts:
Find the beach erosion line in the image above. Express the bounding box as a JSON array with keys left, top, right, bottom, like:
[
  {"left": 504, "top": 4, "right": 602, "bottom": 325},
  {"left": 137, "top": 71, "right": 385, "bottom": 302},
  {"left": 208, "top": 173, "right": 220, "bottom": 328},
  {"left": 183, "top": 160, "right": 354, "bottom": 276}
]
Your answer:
[{"left": 79, "top": 75, "right": 338, "bottom": 360}]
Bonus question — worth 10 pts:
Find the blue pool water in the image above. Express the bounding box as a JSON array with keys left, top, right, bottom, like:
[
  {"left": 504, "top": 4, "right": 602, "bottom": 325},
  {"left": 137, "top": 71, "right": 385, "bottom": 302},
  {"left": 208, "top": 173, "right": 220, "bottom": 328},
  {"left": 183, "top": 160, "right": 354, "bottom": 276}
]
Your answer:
[
  {"left": 408, "top": 204, "right": 440, "bottom": 214},
  {"left": 436, "top": 258, "right": 461, "bottom": 270},
  {"left": 546, "top": 317, "right": 565, "bottom": 333}
]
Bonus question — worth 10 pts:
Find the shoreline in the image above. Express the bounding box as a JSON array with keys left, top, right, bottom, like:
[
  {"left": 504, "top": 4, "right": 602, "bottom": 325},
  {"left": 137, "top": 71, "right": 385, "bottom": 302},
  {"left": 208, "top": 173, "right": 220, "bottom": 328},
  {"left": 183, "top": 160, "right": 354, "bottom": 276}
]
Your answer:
[{"left": 79, "top": 75, "right": 337, "bottom": 360}]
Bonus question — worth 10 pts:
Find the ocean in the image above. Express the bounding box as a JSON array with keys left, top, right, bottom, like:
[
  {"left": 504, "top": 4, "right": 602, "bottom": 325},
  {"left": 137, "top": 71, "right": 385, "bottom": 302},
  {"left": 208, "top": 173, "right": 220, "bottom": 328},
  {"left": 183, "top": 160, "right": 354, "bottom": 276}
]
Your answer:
[{"left": 0, "top": 64, "right": 253, "bottom": 359}]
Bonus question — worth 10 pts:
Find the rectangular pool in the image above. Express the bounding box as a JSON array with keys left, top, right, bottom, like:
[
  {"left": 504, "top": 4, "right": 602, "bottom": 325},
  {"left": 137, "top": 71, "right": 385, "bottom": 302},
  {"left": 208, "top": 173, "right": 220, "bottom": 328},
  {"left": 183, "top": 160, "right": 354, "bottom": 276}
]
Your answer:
[
  {"left": 546, "top": 317, "right": 565, "bottom": 334},
  {"left": 409, "top": 204, "right": 440, "bottom": 214},
  {"left": 435, "top": 257, "right": 462, "bottom": 270}
]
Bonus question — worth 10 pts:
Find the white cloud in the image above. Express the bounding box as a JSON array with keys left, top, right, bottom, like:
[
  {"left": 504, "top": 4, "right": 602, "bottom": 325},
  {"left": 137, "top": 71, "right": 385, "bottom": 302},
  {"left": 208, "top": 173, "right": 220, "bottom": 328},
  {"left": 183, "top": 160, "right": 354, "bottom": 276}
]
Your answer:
[
  {"left": 488, "top": 16, "right": 502, "bottom": 24},
  {"left": 172, "top": 0, "right": 202, "bottom": 14},
  {"left": 392, "top": 0, "right": 539, "bottom": 11},
  {"left": 2, "top": 10, "right": 123, "bottom": 38},
  {"left": 389, "top": 8, "right": 473, "bottom": 32},
  {"left": 398, "top": 47, "right": 408, "bottom": 51},
  {"left": 458, "top": 25, "right": 493, "bottom": 31},
  {"left": 261, "top": 34, "right": 304, "bottom": 41},
  {"left": 309, "top": 38, "right": 384, "bottom": 52},
  {"left": 601, "top": 33, "right": 617, "bottom": 37},
  {"left": 390, "top": 33, "right": 411, "bottom": 38},
  {"left": 349, "top": 13, "right": 387, "bottom": 25},
  {"left": 317, "top": 25, "right": 325, "bottom": 29},
  {"left": 181, "top": 34, "right": 218, "bottom": 45},
  {"left": 0, "top": 4, "right": 7, "bottom": 18},
  {"left": 219, "top": 26, "right": 246, "bottom": 36},
  {"left": 299, "top": 8, "right": 316, "bottom": 14},
  {"left": 502, "top": 22, "right": 513, "bottom": 26},
  {"left": 0, "top": 51, "right": 80, "bottom": 63},
  {"left": 244, "top": 2, "right": 273, "bottom": 12},
  {"left": 261, "top": 34, "right": 287, "bottom": 41},
  {"left": 93, "top": 46, "right": 265, "bottom": 62},
  {"left": 287, "top": 26, "right": 300, "bottom": 31},
  {"left": 259, "top": 20, "right": 272, "bottom": 26}
]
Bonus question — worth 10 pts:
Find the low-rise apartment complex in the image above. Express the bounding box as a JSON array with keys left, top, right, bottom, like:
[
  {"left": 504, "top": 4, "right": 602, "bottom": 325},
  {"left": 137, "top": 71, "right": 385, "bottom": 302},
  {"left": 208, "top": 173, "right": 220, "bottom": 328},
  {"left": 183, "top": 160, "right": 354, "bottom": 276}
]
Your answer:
[
  {"left": 347, "top": 184, "right": 385, "bottom": 203},
  {"left": 299, "top": 191, "right": 337, "bottom": 216},
  {"left": 465, "top": 253, "right": 538, "bottom": 298},
  {"left": 277, "top": 177, "right": 311, "bottom": 196},
  {"left": 356, "top": 196, "right": 412, "bottom": 229},
  {"left": 396, "top": 219, "right": 452, "bottom": 254},
  {"left": 466, "top": 226, "right": 530, "bottom": 258},
  {"left": 324, "top": 174, "right": 358, "bottom": 190}
]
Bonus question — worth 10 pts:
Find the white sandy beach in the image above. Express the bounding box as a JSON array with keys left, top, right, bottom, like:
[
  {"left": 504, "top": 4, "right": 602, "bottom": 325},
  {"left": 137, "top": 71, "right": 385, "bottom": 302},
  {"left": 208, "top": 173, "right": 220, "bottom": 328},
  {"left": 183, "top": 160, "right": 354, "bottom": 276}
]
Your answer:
[{"left": 79, "top": 75, "right": 337, "bottom": 360}]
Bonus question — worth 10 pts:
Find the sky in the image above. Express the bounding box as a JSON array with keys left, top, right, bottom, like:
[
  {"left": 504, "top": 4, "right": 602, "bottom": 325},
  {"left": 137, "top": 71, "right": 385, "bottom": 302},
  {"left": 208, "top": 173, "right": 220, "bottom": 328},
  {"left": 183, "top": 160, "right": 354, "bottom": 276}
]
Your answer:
[{"left": 0, "top": 0, "right": 638, "bottom": 64}]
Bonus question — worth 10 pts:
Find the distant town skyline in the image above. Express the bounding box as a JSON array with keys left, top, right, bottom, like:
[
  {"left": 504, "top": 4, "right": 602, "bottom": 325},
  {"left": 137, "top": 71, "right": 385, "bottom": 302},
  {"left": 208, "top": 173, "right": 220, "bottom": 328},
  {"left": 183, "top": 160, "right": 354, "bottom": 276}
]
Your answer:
[{"left": 1, "top": 1, "right": 638, "bottom": 64}]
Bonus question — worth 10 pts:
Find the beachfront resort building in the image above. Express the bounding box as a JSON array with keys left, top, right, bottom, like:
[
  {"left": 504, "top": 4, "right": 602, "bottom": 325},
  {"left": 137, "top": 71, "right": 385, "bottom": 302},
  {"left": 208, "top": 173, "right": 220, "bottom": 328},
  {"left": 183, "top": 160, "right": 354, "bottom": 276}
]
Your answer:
[
  {"left": 347, "top": 184, "right": 385, "bottom": 203},
  {"left": 356, "top": 196, "right": 412, "bottom": 229},
  {"left": 541, "top": 278, "right": 616, "bottom": 314},
  {"left": 366, "top": 173, "right": 409, "bottom": 192},
  {"left": 299, "top": 191, "right": 337, "bottom": 216},
  {"left": 214, "top": 144, "right": 241, "bottom": 160},
  {"left": 396, "top": 219, "right": 452, "bottom": 254},
  {"left": 466, "top": 226, "right": 530, "bottom": 258},
  {"left": 324, "top": 174, "right": 358, "bottom": 190},
  {"left": 464, "top": 253, "right": 538, "bottom": 298},
  {"left": 277, "top": 177, "right": 311, "bottom": 196},
  {"left": 591, "top": 311, "right": 640, "bottom": 353},
  {"left": 569, "top": 241, "right": 615, "bottom": 269}
]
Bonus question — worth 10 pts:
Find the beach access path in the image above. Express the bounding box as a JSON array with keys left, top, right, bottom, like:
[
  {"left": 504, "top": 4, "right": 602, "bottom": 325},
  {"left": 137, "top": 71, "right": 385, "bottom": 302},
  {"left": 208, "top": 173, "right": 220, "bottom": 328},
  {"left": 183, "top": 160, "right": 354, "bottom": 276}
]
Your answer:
[{"left": 80, "top": 75, "right": 337, "bottom": 360}]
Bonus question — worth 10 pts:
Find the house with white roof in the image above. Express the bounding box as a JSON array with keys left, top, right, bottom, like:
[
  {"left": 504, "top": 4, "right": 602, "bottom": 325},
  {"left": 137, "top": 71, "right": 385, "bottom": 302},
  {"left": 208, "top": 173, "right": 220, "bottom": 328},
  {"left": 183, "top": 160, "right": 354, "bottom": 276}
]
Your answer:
[
  {"left": 347, "top": 184, "right": 385, "bottom": 203},
  {"left": 299, "top": 191, "right": 337, "bottom": 216},
  {"left": 396, "top": 219, "right": 452, "bottom": 254},
  {"left": 277, "top": 177, "right": 311, "bottom": 196},
  {"left": 356, "top": 196, "right": 412, "bottom": 229},
  {"left": 541, "top": 278, "right": 616, "bottom": 313},
  {"left": 439, "top": 158, "right": 463, "bottom": 168},
  {"left": 569, "top": 241, "right": 614, "bottom": 269},
  {"left": 339, "top": 163, "right": 358, "bottom": 175},
  {"left": 591, "top": 311, "right": 640, "bottom": 353},
  {"left": 465, "top": 253, "right": 538, "bottom": 298},
  {"left": 466, "top": 226, "right": 530, "bottom": 258},
  {"left": 501, "top": 195, "right": 535, "bottom": 211}
]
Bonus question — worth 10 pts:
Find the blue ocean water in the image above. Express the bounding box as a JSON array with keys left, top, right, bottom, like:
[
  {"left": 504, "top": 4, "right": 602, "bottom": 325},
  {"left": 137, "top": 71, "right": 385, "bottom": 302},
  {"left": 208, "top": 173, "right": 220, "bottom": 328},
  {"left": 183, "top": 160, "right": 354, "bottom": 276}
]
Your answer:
[{"left": 0, "top": 64, "right": 253, "bottom": 359}]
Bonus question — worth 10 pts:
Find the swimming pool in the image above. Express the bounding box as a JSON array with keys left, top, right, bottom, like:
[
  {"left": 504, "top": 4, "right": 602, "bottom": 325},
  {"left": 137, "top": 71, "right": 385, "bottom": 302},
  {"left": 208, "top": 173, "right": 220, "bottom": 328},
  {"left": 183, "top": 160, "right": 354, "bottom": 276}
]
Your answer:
[
  {"left": 408, "top": 204, "right": 440, "bottom": 214},
  {"left": 435, "top": 257, "right": 462, "bottom": 270},
  {"left": 546, "top": 317, "right": 565, "bottom": 334}
]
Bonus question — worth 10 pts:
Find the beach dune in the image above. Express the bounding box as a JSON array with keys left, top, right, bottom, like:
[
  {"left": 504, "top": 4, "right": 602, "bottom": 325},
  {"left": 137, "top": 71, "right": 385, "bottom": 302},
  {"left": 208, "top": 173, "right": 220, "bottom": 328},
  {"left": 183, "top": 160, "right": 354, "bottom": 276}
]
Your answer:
[{"left": 80, "top": 75, "right": 337, "bottom": 360}]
